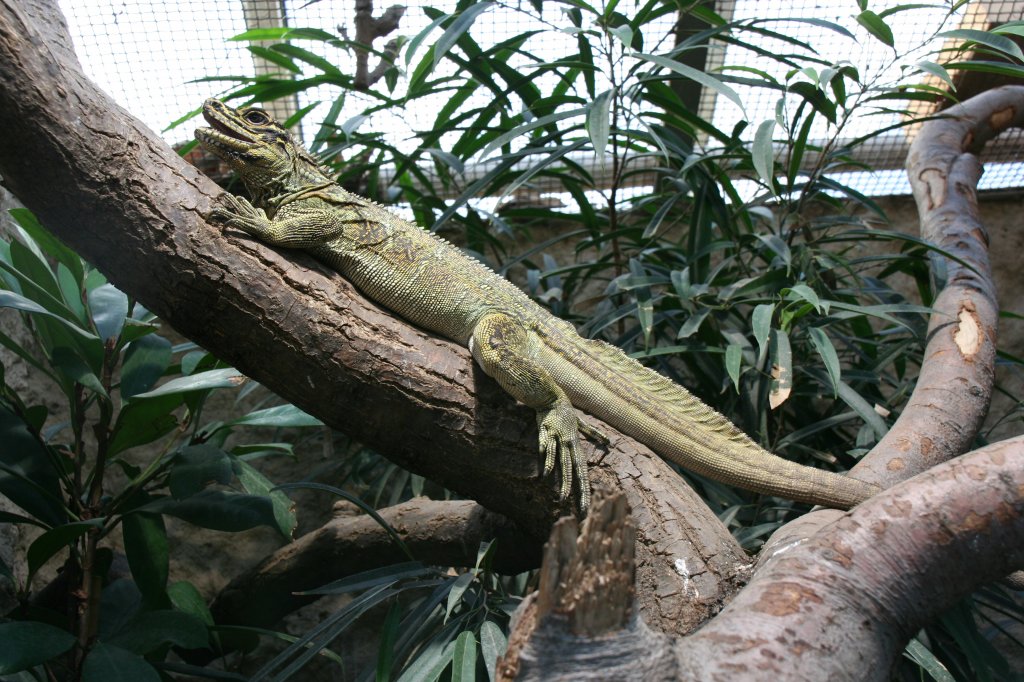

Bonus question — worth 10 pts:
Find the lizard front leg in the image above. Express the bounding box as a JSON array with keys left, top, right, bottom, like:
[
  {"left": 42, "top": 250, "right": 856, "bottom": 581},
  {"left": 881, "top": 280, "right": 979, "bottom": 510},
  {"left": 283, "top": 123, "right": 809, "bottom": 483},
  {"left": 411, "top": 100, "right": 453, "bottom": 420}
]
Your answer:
[
  {"left": 212, "top": 193, "right": 347, "bottom": 247},
  {"left": 471, "top": 312, "right": 597, "bottom": 513}
]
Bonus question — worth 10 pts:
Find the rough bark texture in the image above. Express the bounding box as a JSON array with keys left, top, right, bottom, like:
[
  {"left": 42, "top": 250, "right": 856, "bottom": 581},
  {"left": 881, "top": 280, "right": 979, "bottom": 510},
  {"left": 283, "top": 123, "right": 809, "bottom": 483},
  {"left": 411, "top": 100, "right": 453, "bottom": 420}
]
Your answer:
[{"left": 0, "top": 0, "right": 745, "bottom": 639}]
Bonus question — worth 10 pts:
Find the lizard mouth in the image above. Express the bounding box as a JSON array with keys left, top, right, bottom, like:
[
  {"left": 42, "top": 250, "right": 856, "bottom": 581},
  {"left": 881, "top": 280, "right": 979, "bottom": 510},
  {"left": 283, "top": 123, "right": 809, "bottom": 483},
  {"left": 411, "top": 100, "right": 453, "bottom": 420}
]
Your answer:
[{"left": 195, "top": 99, "right": 258, "bottom": 153}]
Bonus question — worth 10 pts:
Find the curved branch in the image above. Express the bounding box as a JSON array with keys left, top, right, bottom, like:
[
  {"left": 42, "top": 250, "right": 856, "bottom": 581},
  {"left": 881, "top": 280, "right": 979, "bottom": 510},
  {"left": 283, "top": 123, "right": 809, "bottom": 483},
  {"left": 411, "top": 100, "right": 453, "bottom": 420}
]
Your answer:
[
  {"left": 211, "top": 499, "right": 540, "bottom": 629},
  {"left": 854, "top": 86, "right": 1024, "bottom": 486}
]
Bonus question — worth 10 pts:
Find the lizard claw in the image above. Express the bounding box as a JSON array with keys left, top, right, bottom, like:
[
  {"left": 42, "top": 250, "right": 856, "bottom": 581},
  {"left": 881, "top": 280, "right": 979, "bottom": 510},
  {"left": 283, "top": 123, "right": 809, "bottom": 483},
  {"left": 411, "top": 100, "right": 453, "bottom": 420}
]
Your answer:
[{"left": 537, "top": 400, "right": 592, "bottom": 514}]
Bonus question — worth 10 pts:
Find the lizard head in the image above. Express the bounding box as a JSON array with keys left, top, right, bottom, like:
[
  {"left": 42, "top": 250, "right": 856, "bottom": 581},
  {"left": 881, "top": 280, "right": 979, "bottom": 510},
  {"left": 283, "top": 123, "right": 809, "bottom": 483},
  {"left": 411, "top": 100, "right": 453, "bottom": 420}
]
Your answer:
[{"left": 195, "top": 98, "right": 326, "bottom": 195}]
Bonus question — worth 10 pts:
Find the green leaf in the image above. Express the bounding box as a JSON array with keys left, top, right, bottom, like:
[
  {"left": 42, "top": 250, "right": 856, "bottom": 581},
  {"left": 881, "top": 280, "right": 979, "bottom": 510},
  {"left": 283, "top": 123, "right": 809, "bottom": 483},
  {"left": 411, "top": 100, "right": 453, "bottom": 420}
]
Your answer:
[
  {"left": 0, "top": 622, "right": 76, "bottom": 673},
  {"left": 122, "top": 513, "right": 169, "bottom": 608},
  {"left": 0, "top": 405, "right": 66, "bottom": 527},
  {"left": 451, "top": 631, "right": 477, "bottom": 682},
  {"left": 247, "top": 45, "right": 301, "bottom": 74},
  {"left": 376, "top": 602, "right": 402, "bottom": 682},
  {"left": 725, "top": 343, "right": 742, "bottom": 392},
  {"left": 768, "top": 328, "right": 792, "bottom": 409},
  {"left": 51, "top": 346, "right": 107, "bottom": 397},
  {"left": 28, "top": 519, "right": 104, "bottom": 581},
  {"left": 809, "top": 327, "right": 841, "bottom": 398},
  {"left": 479, "top": 107, "right": 587, "bottom": 159},
  {"left": 88, "top": 283, "right": 129, "bottom": 342},
  {"left": 107, "top": 395, "right": 180, "bottom": 457},
  {"left": 107, "top": 609, "right": 209, "bottom": 654},
  {"left": 130, "top": 367, "right": 245, "bottom": 399},
  {"left": 637, "top": 52, "right": 744, "bottom": 112},
  {"left": 82, "top": 643, "right": 160, "bottom": 682},
  {"left": 140, "top": 491, "right": 278, "bottom": 532},
  {"left": 7, "top": 209, "right": 84, "bottom": 284},
  {"left": 271, "top": 44, "right": 343, "bottom": 78},
  {"left": 480, "top": 620, "right": 507, "bottom": 682},
  {"left": 226, "top": 403, "right": 323, "bottom": 429},
  {"left": 904, "top": 637, "right": 956, "bottom": 682},
  {"left": 940, "top": 29, "right": 1024, "bottom": 61},
  {"left": 586, "top": 89, "right": 614, "bottom": 163},
  {"left": 168, "top": 580, "right": 215, "bottom": 627},
  {"left": 446, "top": 572, "right": 474, "bottom": 621},
  {"left": 752, "top": 119, "right": 776, "bottom": 190},
  {"left": 167, "top": 444, "right": 233, "bottom": 499},
  {"left": 915, "top": 60, "right": 955, "bottom": 89},
  {"left": 0, "top": 290, "right": 98, "bottom": 341},
  {"left": 232, "top": 459, "right": 297, "bottom": 539},
  {"left": 302, "top": 562, "right": 431, "bottom": 596},
  {"left": 855, "top": 10, "right": 895, "bottom": 47},
  {"left": 120, "top": 334, "right": 172, "bottom": 398},
  {"left": 751, "top": 303, "right": 774, "bottom": 361},
  {"left": 433, "top": 2, "right": 495, "bottom": 70}
]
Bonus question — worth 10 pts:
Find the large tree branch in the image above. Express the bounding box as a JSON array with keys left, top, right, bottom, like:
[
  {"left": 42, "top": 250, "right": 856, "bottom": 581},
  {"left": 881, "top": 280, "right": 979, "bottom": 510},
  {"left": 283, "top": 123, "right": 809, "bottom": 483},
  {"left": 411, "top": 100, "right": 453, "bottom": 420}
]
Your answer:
[{"left": 0, "top": 0, "right": 745, "bottom": 635}]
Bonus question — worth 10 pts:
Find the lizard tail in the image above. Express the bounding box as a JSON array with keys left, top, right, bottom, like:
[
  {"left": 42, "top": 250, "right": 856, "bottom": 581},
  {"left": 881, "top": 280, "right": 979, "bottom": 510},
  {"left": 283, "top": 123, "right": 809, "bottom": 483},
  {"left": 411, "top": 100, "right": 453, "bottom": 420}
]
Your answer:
[{"left": 538, "top": 330, "right": 880, "bottom": 509}]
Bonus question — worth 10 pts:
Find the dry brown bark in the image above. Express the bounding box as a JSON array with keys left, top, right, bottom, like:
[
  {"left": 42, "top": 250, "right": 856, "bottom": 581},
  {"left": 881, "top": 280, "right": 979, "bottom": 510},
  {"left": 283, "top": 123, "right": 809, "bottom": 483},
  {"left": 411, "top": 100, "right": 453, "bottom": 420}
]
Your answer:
[{"left": 2, "top": 0, "right": 1023, "bottom": 678}]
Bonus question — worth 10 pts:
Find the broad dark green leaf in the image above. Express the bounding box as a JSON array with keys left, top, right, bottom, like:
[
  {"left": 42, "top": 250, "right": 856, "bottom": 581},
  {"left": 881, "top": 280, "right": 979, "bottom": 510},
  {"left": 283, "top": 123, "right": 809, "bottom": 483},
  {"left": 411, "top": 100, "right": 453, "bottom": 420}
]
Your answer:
[
  {"left": 0, "top": 405, "right": 66, "bottom": 527},
  {"left": 107, "top": 609, "right": 209, "bottom": 654},
  {"left": 0, "top": 622, "right": 75, "bottom": 673},
  {"left": 27, "top": 519, "right": 104, "bottom": 581},
  {"left": 107, "top": 394, "right": 180, "bottom": 457},
  {"left": 7, "top": 208, "right": 85, "bottom": 284},
  {"left": 130, "top": 367, "right": 245, "bottom": 399},
  {"left": 167, "top": 444, "right": 233, "bottom": 499},
  {"left": 51, "top": 345, "right": 106, "bottom": 397},
  {"left": 140, "top": 491, "right": 278, "bottom": 532},
  {"left": 231, "top": 459, "right": 297, "bottom": 538},
  {"left": 0, "top": 290, "right": 97, "bottom": 340},
  {"left": 88, "top": 283, "right": 129, "bottom": 342},
  {"left": 168, "top": 580, "right": 215, "bottom": 627},
  {"left": 122, "top": 512, "right": 169, "bottom": 608},
  {"left": 120, "top": 334, "right": 172, "bottom": 398},
  {"left": 82, "top": 643, "right": 160, "bottom": 682}
]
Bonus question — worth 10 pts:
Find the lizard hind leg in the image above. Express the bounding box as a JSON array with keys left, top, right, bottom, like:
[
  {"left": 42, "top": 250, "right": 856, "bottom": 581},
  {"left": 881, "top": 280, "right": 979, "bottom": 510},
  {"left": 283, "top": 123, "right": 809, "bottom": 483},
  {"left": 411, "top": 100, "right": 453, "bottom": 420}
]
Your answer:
[{"left": 470, "top": 312, "right": 593, "bottom": 513}]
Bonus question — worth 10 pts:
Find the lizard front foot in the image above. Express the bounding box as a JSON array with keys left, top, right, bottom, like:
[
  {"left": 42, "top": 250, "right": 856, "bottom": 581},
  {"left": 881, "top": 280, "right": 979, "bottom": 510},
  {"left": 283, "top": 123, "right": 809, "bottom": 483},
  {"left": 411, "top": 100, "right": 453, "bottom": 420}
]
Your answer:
[
  {"left": 537, "top": 400, "right": 605, "bottom": 515},
  {"left": 209, "top": 193, "right": 271, "bottom": 236}
]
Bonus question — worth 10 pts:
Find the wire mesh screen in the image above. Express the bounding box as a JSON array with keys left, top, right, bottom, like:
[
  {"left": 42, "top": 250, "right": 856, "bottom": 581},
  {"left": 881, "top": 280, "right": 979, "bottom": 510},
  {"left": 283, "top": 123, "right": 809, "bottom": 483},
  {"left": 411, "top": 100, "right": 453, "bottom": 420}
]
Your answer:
[{"left": 60, "top": 0, "right": 1024, "bottom": 198}]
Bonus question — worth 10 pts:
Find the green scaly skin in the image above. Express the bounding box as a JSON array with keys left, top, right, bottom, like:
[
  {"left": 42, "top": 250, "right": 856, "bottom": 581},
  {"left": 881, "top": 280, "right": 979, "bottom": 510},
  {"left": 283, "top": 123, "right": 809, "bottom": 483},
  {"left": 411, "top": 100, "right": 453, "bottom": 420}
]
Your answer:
[{"left": 195, "top": 98, "right": 881, "bottom": 514}]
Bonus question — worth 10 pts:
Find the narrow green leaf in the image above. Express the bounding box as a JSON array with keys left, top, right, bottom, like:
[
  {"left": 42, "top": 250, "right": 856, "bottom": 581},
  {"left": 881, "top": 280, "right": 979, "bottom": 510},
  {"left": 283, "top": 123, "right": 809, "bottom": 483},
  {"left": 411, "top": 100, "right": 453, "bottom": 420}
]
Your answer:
[
  {"left": 637, "top": 52, "right": 744, "bottom": 112},
  {"left": 768, "top": 328, "right": 792, "bottom": 409},
  {"left": 226, "top": 403, "right": 323, "bottom": 429},
  {"left": 433, "top": 2, "right": 495, "bottom": 70},
  {"left": 725, "top": 343, "right": 742, "bottom": 392},
  {"left": 480, "top": 621, "right": 507, "bottom": 682},
  {"left": 586, "top": 89, "right": 614, "bottom": 163},
  {"left": 915, "top": 60, "right": 955, "bottom": 89},
  {"left": 752, "top": 119, "right": 776, "bottom": 191},
  {"left": 0, "top": 290, "right": 98, "bottom": 340},
  {"left": 752, "top": 303, "right": 774, "bottom": 361},
  {"left": 82, "top": 643, "right": 160, "bottom": 682},
  {"left": 808, "top": 327, "right": 842, "bottom": 398},
  {"left": 28, "top": 519, "right": 104, "bottom": 581},
  {"left": 903, "top": 638, "right": 956, "bottom": 682},
  {"left": 446, "top": 572, "right": 474, "bottom": 622},
  {"left": 451, "top": 631, "right": 477, "bottom": 682},
  {"left": 7, "top": 208, "right": 84, "bottom": 284},
  {"left": 303, "top": 562, "right": 430, "bottom": 596},
  {"left": 247, "top": 45, "right": 301, "bottom": 74},
  {"left": 0, "top": 622, "right": 76, "bottom": 674},
  {"left": 855, "top": 10, "right": 895, "bottom": 47},
  {"left": 376, "top": 602, "right": 402, "bottom": 682},
  {"left": 479, "top": 107, "right": 587, "bottom": 159},
  {"left": 941, "top": 28, "right": 1024, "bottom": 61},
  {"left": 130, "top": 367, "right": 245, "bottom": 399},
  {"left": 271, "top": 44, "right": 343, "bottom": 78},
  {"left": 122, "top": 512, "right": 169, "bottom": 609}
]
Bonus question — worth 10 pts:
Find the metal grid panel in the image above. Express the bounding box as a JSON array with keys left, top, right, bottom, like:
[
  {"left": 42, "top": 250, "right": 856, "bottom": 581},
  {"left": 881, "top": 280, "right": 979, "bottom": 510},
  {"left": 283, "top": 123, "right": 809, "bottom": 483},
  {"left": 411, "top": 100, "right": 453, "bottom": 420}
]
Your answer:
[{"left": 59, "top": 0, "right": 1024, "bottom": 196}]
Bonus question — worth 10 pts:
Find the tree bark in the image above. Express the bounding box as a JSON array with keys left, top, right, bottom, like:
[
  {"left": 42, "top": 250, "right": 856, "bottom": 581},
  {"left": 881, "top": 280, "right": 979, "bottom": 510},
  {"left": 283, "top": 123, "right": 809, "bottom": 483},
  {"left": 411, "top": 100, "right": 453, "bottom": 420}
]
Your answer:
[{"left": 0, "top": 0, "right": 745, "bottom": 638}]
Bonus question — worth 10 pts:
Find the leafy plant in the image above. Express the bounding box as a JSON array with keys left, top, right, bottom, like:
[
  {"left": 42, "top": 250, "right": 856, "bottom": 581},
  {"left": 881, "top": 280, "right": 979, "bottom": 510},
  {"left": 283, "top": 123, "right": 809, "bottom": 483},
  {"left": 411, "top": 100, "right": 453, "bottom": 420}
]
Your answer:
[{"left": 0, "top": 208, "right": 323, "bottom": 680}]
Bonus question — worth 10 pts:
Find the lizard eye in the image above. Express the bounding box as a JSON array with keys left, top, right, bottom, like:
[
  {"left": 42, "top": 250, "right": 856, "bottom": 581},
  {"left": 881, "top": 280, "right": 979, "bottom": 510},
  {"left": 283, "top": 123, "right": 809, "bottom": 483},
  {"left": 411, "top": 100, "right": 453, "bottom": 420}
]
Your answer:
[{"left": 244, "top": 109, "right": 271, "bottom": 125}]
